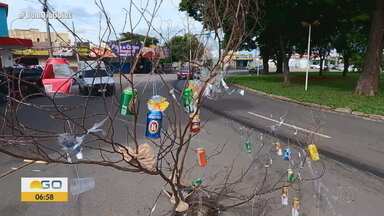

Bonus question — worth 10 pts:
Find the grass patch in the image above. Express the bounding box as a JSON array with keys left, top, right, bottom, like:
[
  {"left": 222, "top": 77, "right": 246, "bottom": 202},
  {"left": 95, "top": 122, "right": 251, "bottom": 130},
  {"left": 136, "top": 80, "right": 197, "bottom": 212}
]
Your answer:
[{"left": 227, "top": 72, "right": 384, "bottom": 116}]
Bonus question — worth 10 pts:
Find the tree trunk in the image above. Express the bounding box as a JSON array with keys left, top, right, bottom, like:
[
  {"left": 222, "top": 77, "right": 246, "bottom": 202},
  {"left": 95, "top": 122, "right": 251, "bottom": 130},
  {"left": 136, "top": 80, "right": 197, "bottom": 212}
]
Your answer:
[
  {"left": 319, "top": 48, "right": 325, "bottom": 76},
  {"left": 276, "top": 55, "right": 282, "bottom": 73},
  {"left": 283, "top": 56, "right": 290, "bottom": 84},
  {"left": 279, "top": 35, "right": 289, "bottom": 84},
  {"left": 319, "top": 57, "right": 324, "bottom": 76},
  {"left": 262, "top": 56, "right": 269, "bottom": 74},
  {"left": 343, "top": 55, "right": 350, "bottom": 77},
  {"left": 260, "top": 46, "right": 270, "bottom": 74},
  {"left": 355, "top": 0, "right": 384, "bottom": 96}
]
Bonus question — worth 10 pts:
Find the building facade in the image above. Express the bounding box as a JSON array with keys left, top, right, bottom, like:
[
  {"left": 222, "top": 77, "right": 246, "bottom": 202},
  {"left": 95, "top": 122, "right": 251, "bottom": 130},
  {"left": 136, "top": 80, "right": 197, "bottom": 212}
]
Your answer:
[{"left": 10, "top": 28, "right": 71, "bottom": 47}]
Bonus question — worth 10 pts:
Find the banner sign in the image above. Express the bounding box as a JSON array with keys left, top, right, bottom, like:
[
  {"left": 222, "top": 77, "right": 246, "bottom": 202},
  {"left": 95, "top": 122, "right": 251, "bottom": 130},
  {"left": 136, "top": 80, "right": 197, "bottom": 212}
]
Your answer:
[
  {"left": 13, "top": 49, "right": 49, "bottom": 56},
  {"left": 108, "top": 41, "right": 142, "bottom": 57}
]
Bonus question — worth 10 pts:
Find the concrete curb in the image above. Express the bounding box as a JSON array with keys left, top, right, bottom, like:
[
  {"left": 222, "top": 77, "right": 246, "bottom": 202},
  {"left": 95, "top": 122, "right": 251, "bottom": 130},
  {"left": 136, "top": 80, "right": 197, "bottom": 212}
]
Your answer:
[
  {"left": 202, "top": 102, "right": 384, "bottom": 179},
  {"left": 232, "top": 84, "right": 384, "bottom": 122}
]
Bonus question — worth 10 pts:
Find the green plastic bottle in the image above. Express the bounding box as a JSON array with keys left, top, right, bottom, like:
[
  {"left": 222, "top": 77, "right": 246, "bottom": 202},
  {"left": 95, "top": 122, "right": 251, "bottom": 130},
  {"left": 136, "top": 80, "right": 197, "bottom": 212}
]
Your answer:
[{"left": 244, "top": 139, "right": 252, "bottom": 153}]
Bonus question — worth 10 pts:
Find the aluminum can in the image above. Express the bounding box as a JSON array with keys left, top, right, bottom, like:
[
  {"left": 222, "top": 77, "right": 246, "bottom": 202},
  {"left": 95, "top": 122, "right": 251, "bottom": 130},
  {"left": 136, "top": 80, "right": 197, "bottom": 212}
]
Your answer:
[
  {"left": 196, "top": 148, "right": 207, "bottom": 167},
  {"left": 283, "top": 147, "right": 291, "bottom": 160},
  {"left": 292, "top": 197, "right": 300, "bottom": 209},
  {"left": 275, "top": 142, "right": 283, "bottom": 156},
  {"left": 190, "top": 113, "right": 200, "bottom": 133},
  {"left": 308, "top": 144, "right": 320, "bottom": 161},
  {"left": 145, "top": 111, "right": 162, "bottom": 139}
]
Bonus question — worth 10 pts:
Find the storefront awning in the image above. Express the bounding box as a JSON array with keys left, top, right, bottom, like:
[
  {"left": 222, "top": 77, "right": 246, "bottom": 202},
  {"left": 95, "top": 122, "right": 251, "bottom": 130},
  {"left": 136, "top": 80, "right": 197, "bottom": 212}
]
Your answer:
[{"left": 0, "top": 37, "right": 33, "bottom": 49}]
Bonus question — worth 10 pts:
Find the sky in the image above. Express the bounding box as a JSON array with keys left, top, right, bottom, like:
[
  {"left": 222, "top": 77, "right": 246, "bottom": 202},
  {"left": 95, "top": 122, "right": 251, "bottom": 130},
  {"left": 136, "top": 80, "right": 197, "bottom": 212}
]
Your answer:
[{"left": 2, "top": 0, "right": 205, "bottom": 44}]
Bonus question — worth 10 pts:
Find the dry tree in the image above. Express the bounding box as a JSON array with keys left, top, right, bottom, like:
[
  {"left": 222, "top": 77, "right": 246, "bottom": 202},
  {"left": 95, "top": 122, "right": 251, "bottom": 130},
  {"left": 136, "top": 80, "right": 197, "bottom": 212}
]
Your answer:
[{"left": 0, "top": 0, "right": 326, "bottom": 215}]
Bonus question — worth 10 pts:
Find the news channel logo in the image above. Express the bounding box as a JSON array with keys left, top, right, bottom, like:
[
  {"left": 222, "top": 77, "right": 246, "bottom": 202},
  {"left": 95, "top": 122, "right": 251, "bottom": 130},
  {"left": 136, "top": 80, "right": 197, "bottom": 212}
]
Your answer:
[
  {"left": 18, "top": 10, "right": 72, "bottom": 20},
  {"left": 21, "top": 177, "right": 68, "bottom": 202}
]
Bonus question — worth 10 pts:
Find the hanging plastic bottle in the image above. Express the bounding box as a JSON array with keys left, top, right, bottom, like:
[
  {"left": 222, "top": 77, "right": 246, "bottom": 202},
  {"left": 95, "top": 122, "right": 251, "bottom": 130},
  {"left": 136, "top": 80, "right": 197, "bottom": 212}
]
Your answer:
[
  {"left": 275, "top": 142, "right": 283, "bottom": 156},
  {"left": 291, "top": 197, "right": 300, "bottom": 216},
  {"left": 147, "top": 95, "right": 169, "bottom": 112},
  {"left": 281, "top": 186, "right": 289, "bottom": 206},
  {"left": 244, "top": 138, "right": 252, "bottom": 154},
  {"left": 192, "top": 178, "right": 203, "bottom": 187},
  {"left": 145, "top": 111, "right": 162, "bottom": 139},
  {"left": 120, "top": 88, "right": 136, "bottom": 116},
  {"left": 287, "top": 168, "right": 296, "bottom": 183},
  {"left": 308, "top": 144, "right": 320, "bottom": 161},
  {"left": 196, "top": 148, "right": 207, "bottom": 167},
  {"left": 182, "top": 87, "right": 194, "bottom": 113},
  {"left": 190, "top": 113, "right": 200, "bottom": 133},
  {"left": 283, "top": 147, "right": 292, "bottom": 160}
]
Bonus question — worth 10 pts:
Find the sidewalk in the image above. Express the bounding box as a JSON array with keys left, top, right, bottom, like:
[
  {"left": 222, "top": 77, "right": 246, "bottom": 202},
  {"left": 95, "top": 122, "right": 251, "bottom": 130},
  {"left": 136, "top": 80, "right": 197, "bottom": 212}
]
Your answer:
[{"left": 174, "top": 80, "right": 384, "bottom": 178}]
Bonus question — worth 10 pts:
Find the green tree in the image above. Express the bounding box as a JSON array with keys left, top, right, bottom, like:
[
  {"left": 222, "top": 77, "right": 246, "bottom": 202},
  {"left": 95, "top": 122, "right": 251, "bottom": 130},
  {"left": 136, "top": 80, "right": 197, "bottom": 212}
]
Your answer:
[
  {"left": 355, "top": 0, "right": 384, "bottom": 96},
  {"left": 165, "top": 34, "right": 204, "bottom": 63},
  {"left": 120, "top": 32, "right": 159, "bottom": 47}
]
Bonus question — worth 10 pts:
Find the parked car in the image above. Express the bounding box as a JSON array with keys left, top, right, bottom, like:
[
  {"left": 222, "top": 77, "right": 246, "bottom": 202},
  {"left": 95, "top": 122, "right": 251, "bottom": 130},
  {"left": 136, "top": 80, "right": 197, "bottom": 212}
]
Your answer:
[
  {"left": 177, "top": 66, "right": 200, "bottom": 80},
  {"left": 77, "top": 61, "right": 115, "bottom": 96},
  {"left": 0, "top": 65, "right": 43, "bottom": 98},
  {"left": 248, "top": 65, "right": 264, "bottom": 74},
  {"left": 335, "top": 64, "right": 357, "bottom": 72},
  {"left": 310, "top": 64, "right": 321, "bottom": 69},
  {"left": 41, "top": 58, "right": 74, "bottom": 95}
]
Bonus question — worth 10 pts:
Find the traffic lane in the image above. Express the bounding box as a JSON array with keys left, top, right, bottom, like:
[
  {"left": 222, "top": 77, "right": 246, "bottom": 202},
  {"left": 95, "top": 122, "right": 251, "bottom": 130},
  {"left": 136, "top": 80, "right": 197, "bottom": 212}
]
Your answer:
[
  {"left": 223, "top": 91, "right": 384, "bottom": 175},
  {"left": 1, "top": 74, "right": 384, "bottom": 215},
  {"left": 172, "top": 79, "right": 384, "bottom": 176},
  {"left": 0, "top": 74, "right": 187, "bottom": 164},
  {"left": 1, "top": 107, "right": 384, "bottom": 216}
]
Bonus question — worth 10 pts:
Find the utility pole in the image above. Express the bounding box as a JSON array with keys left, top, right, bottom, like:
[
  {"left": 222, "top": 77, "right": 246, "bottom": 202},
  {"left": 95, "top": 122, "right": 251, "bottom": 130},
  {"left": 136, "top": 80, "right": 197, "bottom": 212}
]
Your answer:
[
  {"left": 43, "top": 0, "right": 53, "bottom": 57},
  {"left": 72, "top": 21, "right": 80, "bottom": 65},
  {"left": 187, "top": 16, "right": 191, "bottom": 74},
  {"left": 302, "top": 20, "right": 320, "bottom": 91},
  {"left": 305, "top": 24, "right": 311, "bottom": 91}
]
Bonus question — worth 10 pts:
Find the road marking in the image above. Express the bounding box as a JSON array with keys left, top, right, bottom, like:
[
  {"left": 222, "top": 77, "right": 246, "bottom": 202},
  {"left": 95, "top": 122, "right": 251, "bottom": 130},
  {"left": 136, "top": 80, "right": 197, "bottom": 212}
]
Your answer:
[
  {"left": 247, "top": 111, "right": 332, "bottom": 139},
  {"left": 23, "top": 159, "right": 48, "bottom": 164}
]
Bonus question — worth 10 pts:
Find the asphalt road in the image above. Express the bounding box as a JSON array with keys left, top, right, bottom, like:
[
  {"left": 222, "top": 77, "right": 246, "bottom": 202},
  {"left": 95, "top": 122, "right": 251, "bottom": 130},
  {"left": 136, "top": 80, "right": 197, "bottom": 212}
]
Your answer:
[
  {"left": 0, "top": 74, "right": 383, "bottom": 216},
  {"left": 173, "top": 77, "right": 384, "bottom": 177}
]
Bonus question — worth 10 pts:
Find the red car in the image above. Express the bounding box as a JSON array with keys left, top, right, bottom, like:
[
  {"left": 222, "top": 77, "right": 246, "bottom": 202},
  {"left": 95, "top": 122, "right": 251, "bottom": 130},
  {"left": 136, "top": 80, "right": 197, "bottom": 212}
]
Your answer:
[
  {"left": 177, "top": 66, "right": 200, "bottom": 80},
  {"left": 41, "top": 58, "right": 74, "bottom": 95}
]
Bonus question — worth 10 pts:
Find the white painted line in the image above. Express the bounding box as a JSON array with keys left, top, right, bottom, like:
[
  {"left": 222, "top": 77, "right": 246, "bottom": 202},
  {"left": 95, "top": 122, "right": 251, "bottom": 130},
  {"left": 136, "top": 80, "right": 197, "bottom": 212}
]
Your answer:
[
  {"left": 247, "top": 111, "right": 332, "bottom": 139},
  {"left": 23, "top": 159, "right": 48, "bottom": 164}
]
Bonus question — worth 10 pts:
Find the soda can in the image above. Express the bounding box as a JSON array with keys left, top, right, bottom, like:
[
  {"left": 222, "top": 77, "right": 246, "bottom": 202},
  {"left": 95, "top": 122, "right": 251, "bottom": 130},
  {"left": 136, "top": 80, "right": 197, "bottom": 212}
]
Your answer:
[
  {"left": 196, "top": 148, "right": 207, "bottom": 167},
  {"left": 282, "top": 186, "right": 289, "bottom": 196},
  {"left": 281, "top": 186, "right": 289, "bottom": 206},
  {"left": 275, "top": 142, "right": 283, "bottom": 156},
  {"left": 283, "top": 148, "right": 291, "bottom": 160},
  {"left": 120, "top": 88, "right": 136, "bottom": 116},
  {"left": 190, "top": 113, "right": 200, "bottom": 133},
  {"left": 281, "top": 194, "right": 288, "bottom": 206},
  {"left": 145, "top": 111, "right": 162, "bottom": 139},
  {"left": 292, "top": 197, "right": 300, "bottom": 209},
  {"left": 308, "top": 144, "right": 320, "bottom": 161}
]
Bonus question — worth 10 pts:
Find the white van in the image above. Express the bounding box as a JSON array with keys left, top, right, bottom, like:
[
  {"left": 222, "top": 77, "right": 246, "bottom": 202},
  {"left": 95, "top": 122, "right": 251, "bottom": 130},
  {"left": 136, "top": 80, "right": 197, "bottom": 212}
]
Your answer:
[{"left": 77, "top": 61, "right": 115, "bottom": 96}]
